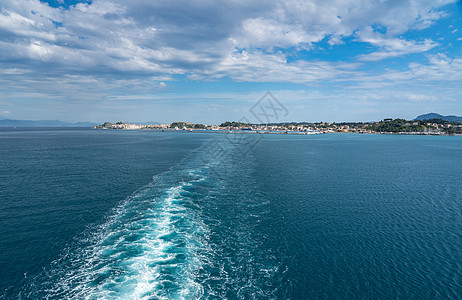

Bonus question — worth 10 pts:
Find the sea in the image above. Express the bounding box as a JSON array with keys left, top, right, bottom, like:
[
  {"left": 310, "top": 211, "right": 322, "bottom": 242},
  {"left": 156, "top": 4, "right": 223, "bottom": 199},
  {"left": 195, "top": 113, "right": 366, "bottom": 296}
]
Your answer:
[{"left": 1, "top": 128, "right": 461, "bottom": 299}]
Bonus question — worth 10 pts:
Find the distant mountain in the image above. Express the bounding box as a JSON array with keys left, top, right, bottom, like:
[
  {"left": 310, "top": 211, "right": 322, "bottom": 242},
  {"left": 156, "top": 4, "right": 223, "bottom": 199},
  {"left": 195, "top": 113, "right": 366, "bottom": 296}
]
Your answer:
[
  {"left": 414, "top": 113, "right": 462, "bottom": 123},
  {"left": 0, "top": 119, "right": 98, "bottom": 127}
]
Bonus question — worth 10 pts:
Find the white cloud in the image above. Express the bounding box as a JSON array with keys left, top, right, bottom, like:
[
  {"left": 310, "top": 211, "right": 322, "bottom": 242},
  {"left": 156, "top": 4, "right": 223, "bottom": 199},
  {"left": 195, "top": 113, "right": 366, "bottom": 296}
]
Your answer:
[
  {"left": 0, "top": 0, "right": 458, "bottom": 93},
  {"left": 356, "top": 32, "right": 438, "bottom": 61},
  {"left": 355, "top": 25, "right": 439, "bottom": 61},
  {"left": 407, "top": 93, "right": 438, "bottom": 102},
  {"left": 205, "top": 49, "right": 361, "bottom": 84},
  {"left": 352, "top": 53, "right": 462, "bottom": 88},
  {"left": 238, "top": 18, "right": 311, "bottom": 49}
]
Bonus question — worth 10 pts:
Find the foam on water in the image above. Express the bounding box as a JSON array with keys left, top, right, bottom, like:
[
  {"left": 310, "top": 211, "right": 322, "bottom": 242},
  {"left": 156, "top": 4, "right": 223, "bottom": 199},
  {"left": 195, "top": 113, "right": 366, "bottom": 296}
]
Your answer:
[
  {"left": 31, "top": 166, "right": 212, "bottom": 300},
  {"left": 18, "top": 136, "right": 284, "bottom": 299},
  {"left": 6, "top": 132, "right": 462, "bottom": 299}
]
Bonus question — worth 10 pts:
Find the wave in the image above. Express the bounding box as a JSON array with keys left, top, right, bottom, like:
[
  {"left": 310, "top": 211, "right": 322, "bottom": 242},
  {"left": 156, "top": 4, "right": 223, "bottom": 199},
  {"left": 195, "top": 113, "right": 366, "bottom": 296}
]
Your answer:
[
  {"left": 18, "top": 159, "right": 211, "bottom": 299},
  {"left": 18, "top": 136, "right": 284, "bottom": 299}
]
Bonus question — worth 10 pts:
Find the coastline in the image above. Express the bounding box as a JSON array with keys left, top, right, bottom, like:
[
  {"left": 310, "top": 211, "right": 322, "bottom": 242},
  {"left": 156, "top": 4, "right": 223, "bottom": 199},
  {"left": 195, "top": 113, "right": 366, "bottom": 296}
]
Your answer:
[
  {"left": 94, "top": 127, "right": 462, "bottom": 136},
  {"left": 95, "top": 118, "right": 462, "bottom": 136}
]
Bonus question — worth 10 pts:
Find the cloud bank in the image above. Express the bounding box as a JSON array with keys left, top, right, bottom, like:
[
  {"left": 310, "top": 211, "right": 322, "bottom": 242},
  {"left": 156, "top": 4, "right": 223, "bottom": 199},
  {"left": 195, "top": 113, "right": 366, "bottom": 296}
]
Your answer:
[
  {"left": 0, "top": 0, "right": 461, "bottom": 121},
  {"left": 0, "top": 0, "right": 458, "bottom": 82}
]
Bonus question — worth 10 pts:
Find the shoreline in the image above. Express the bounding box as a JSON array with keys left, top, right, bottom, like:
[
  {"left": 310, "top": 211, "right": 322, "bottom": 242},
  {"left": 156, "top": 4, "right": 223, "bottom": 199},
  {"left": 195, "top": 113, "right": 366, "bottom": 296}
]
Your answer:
[{"left": 94, "top": 128, "right": 462, "bottom": 136}]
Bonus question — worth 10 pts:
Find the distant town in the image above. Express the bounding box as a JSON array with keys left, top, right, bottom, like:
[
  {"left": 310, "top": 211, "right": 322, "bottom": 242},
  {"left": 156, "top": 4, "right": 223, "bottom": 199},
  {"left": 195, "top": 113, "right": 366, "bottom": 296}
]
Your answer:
[{"left": 96, "top": 117, "right": 462, "bottom": 135}]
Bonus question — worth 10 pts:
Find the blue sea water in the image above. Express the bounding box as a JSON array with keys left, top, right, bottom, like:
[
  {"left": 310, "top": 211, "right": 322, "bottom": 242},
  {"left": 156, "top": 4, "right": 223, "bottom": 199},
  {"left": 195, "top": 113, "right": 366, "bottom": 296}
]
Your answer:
[{"left": 1, "top": 128, "right": 462, "bottom": 299}]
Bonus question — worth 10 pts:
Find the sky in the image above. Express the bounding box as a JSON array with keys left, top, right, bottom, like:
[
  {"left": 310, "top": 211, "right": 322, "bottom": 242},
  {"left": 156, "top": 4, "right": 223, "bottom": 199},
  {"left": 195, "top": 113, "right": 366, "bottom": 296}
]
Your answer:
[{"left": 0, "top": 0, "right": 461, "bottom": 124}]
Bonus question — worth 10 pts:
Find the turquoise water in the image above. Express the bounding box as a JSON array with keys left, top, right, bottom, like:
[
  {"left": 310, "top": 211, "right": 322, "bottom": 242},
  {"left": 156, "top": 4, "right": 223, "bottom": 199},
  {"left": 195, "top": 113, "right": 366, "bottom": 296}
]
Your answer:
[{"left": 1, "top": 129, "right": 462, "bottom": 298}]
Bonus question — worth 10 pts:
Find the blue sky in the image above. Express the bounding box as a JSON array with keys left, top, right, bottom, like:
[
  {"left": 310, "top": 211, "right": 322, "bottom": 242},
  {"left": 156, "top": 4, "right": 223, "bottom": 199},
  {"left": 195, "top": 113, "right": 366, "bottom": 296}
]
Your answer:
[{"left": 0, "top": 0, "right": 461, "bottom": 123}]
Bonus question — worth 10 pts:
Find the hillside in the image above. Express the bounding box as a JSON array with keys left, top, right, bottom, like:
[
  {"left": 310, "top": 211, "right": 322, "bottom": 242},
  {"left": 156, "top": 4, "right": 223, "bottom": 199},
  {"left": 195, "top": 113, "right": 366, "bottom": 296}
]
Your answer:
[{"left": 414, "top": 113, "right": 462, "bottom": 123}]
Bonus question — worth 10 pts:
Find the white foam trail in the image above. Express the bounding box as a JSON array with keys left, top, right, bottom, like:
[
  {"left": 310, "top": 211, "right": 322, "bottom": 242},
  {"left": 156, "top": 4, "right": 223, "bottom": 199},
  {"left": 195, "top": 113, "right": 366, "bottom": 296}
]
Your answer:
[{"left": 44, "top": 169, "right": 210, "bottom": 299}]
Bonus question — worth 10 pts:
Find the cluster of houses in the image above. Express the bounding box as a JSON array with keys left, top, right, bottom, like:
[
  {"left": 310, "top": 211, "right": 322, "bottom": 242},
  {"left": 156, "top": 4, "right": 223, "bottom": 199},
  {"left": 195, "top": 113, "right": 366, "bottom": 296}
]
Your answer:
[
  {"left": 98, "top": 122, "right": 330, "bottom": 133},
  {"left": 96, "top": 120, "right": 462, "bottom": 135}
]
